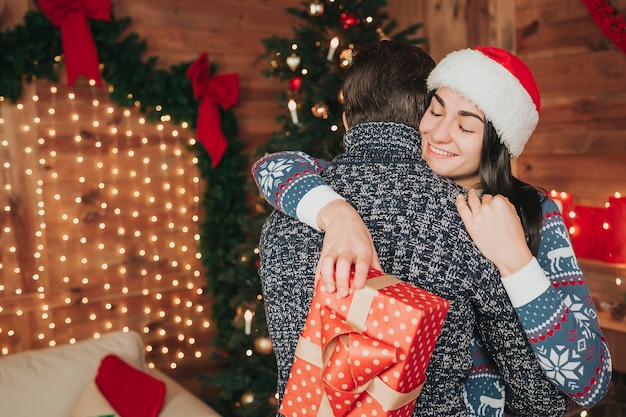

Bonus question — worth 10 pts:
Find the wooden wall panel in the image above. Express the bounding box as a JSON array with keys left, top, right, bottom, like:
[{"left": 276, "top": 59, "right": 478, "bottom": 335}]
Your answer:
[
  {"left": 111, "top": 0, "right": 297, "bottom": 151},
  {"left": 386, "top": 0, "right": 515, "bottom": 60},
  {"left": 516, "top": 0, "right": 626, "bottom": 206},
  {"left": 517, "top": 154, "right": 626, "bottom": 206}
]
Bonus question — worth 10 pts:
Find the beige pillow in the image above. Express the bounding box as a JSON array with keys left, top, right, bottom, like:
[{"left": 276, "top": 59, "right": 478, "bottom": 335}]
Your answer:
[
  {"left": 68, "top": 381, "right": 119, "bottom": 417},
  {"left": 0, "top": 331, "right": 145, "bottom": 417}
]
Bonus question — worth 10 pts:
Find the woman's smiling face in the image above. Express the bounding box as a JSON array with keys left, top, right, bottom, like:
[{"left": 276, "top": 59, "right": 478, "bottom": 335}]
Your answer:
[{"left": 419, "top": 87, "right": 485, "bottom": 189}]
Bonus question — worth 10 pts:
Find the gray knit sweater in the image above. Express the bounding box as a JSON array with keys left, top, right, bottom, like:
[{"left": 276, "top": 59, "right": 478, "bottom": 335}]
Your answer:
[{"left": 258, "top": 122, "right": 569, "bottom": 417}]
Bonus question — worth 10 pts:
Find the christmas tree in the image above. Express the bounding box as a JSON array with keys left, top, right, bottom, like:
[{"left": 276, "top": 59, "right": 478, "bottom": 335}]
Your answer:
[
  {"left": 198, "top": 2, "right": 425, "bottom": 416},
  {"left": 259, "top": 0, "right": 426, "bottom": 159}
]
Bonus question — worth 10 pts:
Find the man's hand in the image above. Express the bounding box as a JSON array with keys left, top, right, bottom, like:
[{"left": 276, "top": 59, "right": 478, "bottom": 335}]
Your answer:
[{"left": 315, "top": 200, "right": 382, "bottom": 297}]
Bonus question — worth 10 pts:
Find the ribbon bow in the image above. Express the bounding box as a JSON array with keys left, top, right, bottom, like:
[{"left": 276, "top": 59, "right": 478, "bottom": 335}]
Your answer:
[
  {"left": 39, "top": 0, "right": 111, "bottom": 87},
  {"left": 320, "top": 308, "right": 398, "bottom": 413},
  {"left": 186, "top": 53, "right": 239, "bottom": 168},
  {"left": 289, "top": 271, "right": 426, "bottom": 417}
]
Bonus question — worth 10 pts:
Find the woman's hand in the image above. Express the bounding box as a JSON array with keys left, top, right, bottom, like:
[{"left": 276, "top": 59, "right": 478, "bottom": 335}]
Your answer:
[
  {"left": 455, "top": 189, "right": 533, "bottom": 277},
  {"left": 315, "top": 200, "right": 382, "bottom": 297}
]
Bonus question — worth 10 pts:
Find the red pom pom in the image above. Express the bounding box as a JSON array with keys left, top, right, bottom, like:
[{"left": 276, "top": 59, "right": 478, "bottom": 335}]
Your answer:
[{"left": 289, "top": 76, "right": 302, "bottom": 90}]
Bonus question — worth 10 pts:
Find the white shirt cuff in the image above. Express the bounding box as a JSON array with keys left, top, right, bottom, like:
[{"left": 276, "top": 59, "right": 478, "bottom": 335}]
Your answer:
[
  {"left": 295, "top": 186, "right": 345, "bottom": 231},
  {"left": 501, "top": 258, "right": 551, "bottom": 308}
]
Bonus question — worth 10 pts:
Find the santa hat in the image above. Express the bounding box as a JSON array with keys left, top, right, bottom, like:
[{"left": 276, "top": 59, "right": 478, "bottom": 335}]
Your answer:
[{"left": 426, "top": 46, "right": 540, "bottom": 158}]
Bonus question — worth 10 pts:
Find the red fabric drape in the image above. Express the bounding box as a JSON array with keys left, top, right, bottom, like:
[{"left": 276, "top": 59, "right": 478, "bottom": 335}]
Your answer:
[
  {"left": 39, "top": 0, "right": 111, "bottom": 87},
  {"left": 186, "top": 53, "right": 239, "bottom": 168}
]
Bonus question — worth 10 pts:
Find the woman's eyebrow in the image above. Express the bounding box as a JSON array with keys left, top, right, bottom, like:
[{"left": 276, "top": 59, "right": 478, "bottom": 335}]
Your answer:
[
  {"left": 459, "top": 110, "right": 484, "bottom": 123},
  {"left": 433, "top": 93, "right": 444, "bottom": 106},
  {"left": 434, "top": 92, "right": 484, "bottom": 122}
]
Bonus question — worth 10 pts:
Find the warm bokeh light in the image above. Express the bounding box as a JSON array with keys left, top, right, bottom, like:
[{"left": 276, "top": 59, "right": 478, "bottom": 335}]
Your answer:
[{"left": 0, "top": 79, "right": 209, "bottom": 370}]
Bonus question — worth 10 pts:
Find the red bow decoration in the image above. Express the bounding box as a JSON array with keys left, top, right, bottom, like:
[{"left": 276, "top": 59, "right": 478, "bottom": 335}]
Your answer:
[
  {"left": 39, "top": 0, "right": 111, "bottom": 87},
  {"left": 186, "top": 53, "right": 239, "bottom": 168},
  {"left": 320, "top": 317, "right": 398, "bottom": 412}
]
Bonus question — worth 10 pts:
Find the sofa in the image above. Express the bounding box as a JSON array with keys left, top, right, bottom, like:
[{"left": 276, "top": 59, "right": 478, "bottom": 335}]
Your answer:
[{"left": 0, "top": 330, "right": 223, "bottom": 417}]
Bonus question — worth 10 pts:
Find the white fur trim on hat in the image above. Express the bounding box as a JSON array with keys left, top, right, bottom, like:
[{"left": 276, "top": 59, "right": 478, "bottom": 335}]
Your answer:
[{"left": 426, "top": 48, "right": 539, "bottom": 158}]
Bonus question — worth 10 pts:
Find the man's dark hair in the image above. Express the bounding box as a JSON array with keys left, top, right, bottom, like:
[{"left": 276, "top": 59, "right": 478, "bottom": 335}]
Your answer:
[{"left": 342, "top": 39, "right": 435, "bottom": 129}]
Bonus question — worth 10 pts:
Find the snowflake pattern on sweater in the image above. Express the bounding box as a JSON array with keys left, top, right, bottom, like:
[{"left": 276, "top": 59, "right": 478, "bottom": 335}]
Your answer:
[{"left": 252, "top": 145, "right": 611, "bottom": 416}]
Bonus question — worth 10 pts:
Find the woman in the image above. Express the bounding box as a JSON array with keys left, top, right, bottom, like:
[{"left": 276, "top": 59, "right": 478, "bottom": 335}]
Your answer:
[{"left": 252, "top": 46, "right": 612, "bottom": 415}]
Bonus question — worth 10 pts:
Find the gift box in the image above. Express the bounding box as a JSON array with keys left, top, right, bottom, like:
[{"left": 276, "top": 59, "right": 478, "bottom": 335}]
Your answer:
[{"left": 280, "top": 269, "right": 450, "bottom": 417}]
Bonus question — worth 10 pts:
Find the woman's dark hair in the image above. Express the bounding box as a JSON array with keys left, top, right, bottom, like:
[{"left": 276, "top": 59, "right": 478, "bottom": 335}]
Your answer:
[{"left": 479, "top": 121, "right": 545, "bottom": 255}]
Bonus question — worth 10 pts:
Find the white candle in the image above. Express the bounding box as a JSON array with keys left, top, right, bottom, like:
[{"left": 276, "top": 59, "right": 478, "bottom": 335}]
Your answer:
[
  {"left": 244, "top": 309, "right": 253, "bottom": 335},
  {"left": 288, "top": 99, "right": 299, "bottom": 124},
  {"left": 327, "top": 36, "right": 340, "bottom": 61}
]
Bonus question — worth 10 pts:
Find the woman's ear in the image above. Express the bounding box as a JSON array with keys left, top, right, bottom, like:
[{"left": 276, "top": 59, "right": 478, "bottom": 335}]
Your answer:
[{"left": 342, "top": 112, "right": 349, "bottom": 130}]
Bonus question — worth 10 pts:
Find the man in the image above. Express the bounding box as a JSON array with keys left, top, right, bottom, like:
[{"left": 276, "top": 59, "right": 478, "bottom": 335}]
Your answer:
[{"left": 257, "top": 40, "right": 569, "bottom": 417}]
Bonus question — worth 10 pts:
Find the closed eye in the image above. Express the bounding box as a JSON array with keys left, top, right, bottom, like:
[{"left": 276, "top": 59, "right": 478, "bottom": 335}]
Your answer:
[{"left": 459, "top": 124, "right": 474, "bottom": 133}]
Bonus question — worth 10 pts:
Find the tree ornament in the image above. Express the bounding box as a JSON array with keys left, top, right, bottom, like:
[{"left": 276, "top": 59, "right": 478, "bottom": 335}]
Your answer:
[
  {"left": 337, "top": 89, "right": 344, "bottom": 104},
  {"left": 288, "top": 76, "right": 302, "bottom": 91},
  {"left": 340, "top": 12, "right": 358, "bottom": 29},
  {"left": 241, "top": 392, "right": 255, "bottom": 405},
  {"left": 339, "top": 48, "right": 353, "bottom": 68},
  {"left": 254, "top": 336, "right": 273, "bottom": 354},
  {"left": 255, "top": 201, "right": 267, "bottom": 213},
  {"left": 307, "top": 0, "right": 324, "bottom": 16},
  {"left": 285, "top": 54, "right": 301, "bottom": 71},
  {"left": 311, "top": 102, "right": 329, "bottom": 119}
]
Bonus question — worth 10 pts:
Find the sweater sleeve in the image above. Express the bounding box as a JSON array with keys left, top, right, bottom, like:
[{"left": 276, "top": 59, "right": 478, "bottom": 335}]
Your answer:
[
  {"left": 251, "top": 151, "right": 344, "bottom": 230},
  {"left": 500, "top": 197, "right": 612, "bottom": 407},
  {"left": 470, "top": 248, "right": 569, "bottom": 416}
]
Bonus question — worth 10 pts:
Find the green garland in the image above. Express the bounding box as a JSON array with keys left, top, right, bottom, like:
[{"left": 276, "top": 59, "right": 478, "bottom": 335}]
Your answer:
[{"left": 0, "top": 7, "right": 252, "bottom": 414}]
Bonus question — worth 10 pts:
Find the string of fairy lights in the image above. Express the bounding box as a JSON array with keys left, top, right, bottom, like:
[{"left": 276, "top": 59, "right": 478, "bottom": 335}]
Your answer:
[{"left": 0, "top": 75, "right": 211, "bottom": 370}]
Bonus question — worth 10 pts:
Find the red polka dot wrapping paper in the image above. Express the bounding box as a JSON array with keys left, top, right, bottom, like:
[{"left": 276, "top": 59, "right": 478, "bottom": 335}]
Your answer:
[{"left": 280, "top": 269, "right": 450, "bottom": 417}]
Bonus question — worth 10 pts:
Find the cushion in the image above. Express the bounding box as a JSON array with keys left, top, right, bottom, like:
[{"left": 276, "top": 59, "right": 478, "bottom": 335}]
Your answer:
[
  {"left": 68, "top": 381, "right": 119, "bottom": 417},
  {"left": 0, "top": 330, "right": 146, "bottom": 417},
  {"left": 96, "top": 354, "right": 166, "bottom": 417}
]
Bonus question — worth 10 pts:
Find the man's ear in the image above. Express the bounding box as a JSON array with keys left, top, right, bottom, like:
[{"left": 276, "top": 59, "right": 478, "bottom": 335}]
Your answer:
[{"left": 342, "top": 112, "right": 349, "bottom": 130}]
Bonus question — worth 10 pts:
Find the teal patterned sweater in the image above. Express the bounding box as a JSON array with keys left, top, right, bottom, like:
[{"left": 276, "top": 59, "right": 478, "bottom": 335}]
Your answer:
[{"left": 253, "top": 127, "right": 611, "bottom": 416}]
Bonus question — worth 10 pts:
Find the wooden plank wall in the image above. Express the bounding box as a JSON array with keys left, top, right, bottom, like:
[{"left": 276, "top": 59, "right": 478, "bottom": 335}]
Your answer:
[
  {"left": 110, "top": 0, "right": 298, "bottom": 152},
  {"left": 516, "top": 0, "right": 626, "bottom": 207}
]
